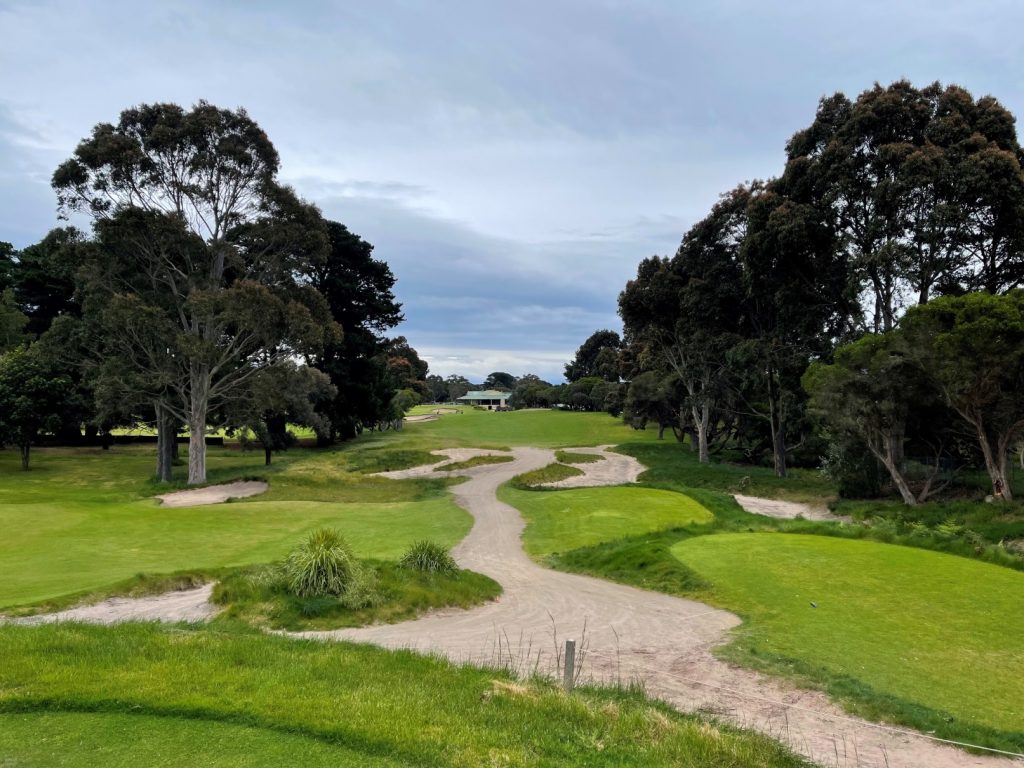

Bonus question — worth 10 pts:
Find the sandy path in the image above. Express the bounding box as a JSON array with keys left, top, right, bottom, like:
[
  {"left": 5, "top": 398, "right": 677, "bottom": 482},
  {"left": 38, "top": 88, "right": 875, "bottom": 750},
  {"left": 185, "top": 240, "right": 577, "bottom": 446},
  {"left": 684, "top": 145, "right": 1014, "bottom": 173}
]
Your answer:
[
  {"left": 13, "top": 584, "right": 217, "bottom": 625},
  {"left": 300, "top": 448, "right": 1017, "bottom": 768},
  {"left": 734, "top": 494, "right": 849, "bottom": 523},
  {"left": 156, "top": 480, "right": 268, "bottom": 507}
]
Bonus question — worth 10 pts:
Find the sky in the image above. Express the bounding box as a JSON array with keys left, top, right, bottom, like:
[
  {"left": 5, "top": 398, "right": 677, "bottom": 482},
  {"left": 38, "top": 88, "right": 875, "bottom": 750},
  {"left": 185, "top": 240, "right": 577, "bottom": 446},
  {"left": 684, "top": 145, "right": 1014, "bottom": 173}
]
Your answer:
[{"left": 2, "top": 0, "right": 1023, "bottom": 382}]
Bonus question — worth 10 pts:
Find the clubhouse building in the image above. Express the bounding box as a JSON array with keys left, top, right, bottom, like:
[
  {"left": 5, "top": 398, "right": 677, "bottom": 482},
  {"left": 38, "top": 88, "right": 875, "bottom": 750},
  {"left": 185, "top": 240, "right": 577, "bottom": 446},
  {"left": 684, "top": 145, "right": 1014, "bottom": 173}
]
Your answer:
[{"left": 455, "top": 390, "right": 511, "bottom": 410}]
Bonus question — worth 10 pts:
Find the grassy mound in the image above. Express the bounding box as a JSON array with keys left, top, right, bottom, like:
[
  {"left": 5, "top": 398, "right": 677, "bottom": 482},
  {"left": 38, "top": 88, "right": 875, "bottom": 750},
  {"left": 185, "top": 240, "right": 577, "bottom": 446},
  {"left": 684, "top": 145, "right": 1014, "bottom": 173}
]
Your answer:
[
  {"left": 435, "top": 454, "right": 514, "bottom": 471},
  {"left": 671, "top": 533, "right": 1024, "bottom": 750},
  {"left": 502, "top": 485, "right": 713, "bottom": 556}
]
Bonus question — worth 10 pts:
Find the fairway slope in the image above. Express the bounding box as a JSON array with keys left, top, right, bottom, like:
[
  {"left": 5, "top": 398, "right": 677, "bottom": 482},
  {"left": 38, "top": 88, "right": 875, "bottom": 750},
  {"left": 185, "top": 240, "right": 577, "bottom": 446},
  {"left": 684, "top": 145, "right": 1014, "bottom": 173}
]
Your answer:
[{"left": 299, "top": 448, "right": 1015, "bottom": 768}]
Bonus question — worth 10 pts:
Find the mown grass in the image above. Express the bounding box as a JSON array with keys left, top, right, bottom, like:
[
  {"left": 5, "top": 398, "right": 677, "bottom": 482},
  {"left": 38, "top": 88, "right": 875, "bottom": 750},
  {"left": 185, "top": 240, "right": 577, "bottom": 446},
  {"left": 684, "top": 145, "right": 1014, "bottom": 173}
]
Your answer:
[
  {"left": 671, "top": 533, "right": 1024, "bottom": 750},
  {"left": 212, "top": 560, "right": 501, "bottom": 631},
  {"left": 500, "top": 485, "right": 713, "bottom": 557},
  {"left": 554, "top": 450, "right": 604, "bottom": 464},
  {"left": 0, "top": 444, "right": 470, "bottom": 609},
  {"left": 405, "top": 407, "right": 659, "bottom": 449},
  {"left": 435, "top": 454, "right": 515, "bottom": 472},
  {"left": 0, "top": 623, "right": 810, "bottom": 768}
]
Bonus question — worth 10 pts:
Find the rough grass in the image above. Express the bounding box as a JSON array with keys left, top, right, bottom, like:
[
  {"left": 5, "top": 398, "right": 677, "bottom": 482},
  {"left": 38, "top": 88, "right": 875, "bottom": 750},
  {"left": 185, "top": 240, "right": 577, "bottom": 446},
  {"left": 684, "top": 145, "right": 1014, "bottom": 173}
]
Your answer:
[
  {"left": 671, "top": 533, "right": 1024, "bottom": 750},
  {"left": 435, "top": 454, "right": 514, "bottom": 472},
  {"left": 0, "top": 445, "right": 471, "bottom": 609},
  {"left": 212, "top": 560, "right": 500, "bottom": 631},
  {"left": 554, "top": 450, "right": 604, "bottom": 464},
  {"left": 509, "top": 462, "right": 584, "bottom": 488},
  {"left": 0, "top": 623, "right": 810, "bottom": 768},
  {"left": 501, "top": 485, "right": 714, "bottom": 557}
]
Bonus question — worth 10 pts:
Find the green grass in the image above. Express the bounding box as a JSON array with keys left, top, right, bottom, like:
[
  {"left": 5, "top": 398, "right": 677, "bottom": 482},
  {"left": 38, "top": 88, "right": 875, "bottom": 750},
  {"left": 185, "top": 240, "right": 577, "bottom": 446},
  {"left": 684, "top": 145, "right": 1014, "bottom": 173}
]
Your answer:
[
  {"left": 435, "top": 454, "right": 515, "bottom": 471},
  {"left": 0, "top": 445, "right": 471, "bottom": 609},
  {"left": 619, "top": 441, "right": 835, "bottom": 505},
  {"left": 0, "top": 711, "right": 394, "bottom": 767},
  {"left": 0, "top": 623, "right": 809, "bottom": 768},
  {"left": 502, "top": 485, "right": 714, "bottom": 557},
  {"left": 554, "top": 450, "right": 604, "bottom": 464},
  {"left": 671, "top": 533, "right": 1024, "bottom": 750},
  {"left": 405, "top": 408, "right": 658, "bottom": 449},
  {"left": 212, "top": 560, "right": 501, "bottom": 631},
  {"left": 509, "top": 462, "right": 584, "bottom": 488}
]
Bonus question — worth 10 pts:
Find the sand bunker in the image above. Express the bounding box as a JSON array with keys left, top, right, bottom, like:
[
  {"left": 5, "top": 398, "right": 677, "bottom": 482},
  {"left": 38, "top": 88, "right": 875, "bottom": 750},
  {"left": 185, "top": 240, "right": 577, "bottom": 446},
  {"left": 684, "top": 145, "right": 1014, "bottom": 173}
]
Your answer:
[
  {"left": 734, "top": 493, "right": 847, "bottom": 522},
  {"left": 156, "top": 480, "right": 268, "bottom": 507},
  {"left": 14, "top": 584, "right": 216, "bottom": 625},
  {"left": 539, "top": 445, "right": 644, "bottom": 488},
  {"left": 375, "top": 448, "right": 512, "bottom": 479}
]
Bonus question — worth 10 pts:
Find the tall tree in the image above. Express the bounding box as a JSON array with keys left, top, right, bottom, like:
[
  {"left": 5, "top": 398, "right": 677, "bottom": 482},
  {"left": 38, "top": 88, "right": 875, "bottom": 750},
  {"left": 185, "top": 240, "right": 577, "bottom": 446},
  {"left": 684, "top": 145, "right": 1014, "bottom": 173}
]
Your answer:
[
  {"left": 620, "top": 187, "right": 748, "bottom": 462},
  {"left": 564, "top": 330, "right": 622, "bottom": 382},
  {"left": 901, "top": 291, "right": 1024, "bottom": 500},
  {"left": 483, "top": 371, "right": 516, "bottom": 390},
  {"left": 308, "top": 221, "right": 402, "bottom": 440},
  {"left": 0, "top": 345, "right": 74, "bottom": 469},
  {"left": 53, "top": 102, "right": 337, "bottom": 483}
]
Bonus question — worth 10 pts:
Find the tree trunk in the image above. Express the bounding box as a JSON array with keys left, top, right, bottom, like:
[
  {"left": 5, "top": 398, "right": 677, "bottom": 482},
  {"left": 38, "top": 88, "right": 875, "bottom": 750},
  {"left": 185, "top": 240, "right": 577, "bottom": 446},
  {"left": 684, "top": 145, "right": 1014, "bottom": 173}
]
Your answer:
[
  {"left": 973, "top": 420, "right": 1013, "bottom": 502},
  {"left": 187, "top": 364, "right": 210, "bottom": 485},
  {"left": 692, "top": 404, "right": 710, "bottom": 464},
  {"left": 766, "top": 367, "right": 787, "bottom": 478},
  {"left": 20, "top": 442, "right": 30, "bottom": 471},
  {"left": 155, "top": 404, "right": 174, "bottom": 483},
  {"left": 657, "top": 423, "right": 666, "bottom": 440},
  {"left": 866, "top": 432, "right": 917, "bottom": 506},
  {"left": 265, "top": 445, "right": 273, "bottom": 465}
]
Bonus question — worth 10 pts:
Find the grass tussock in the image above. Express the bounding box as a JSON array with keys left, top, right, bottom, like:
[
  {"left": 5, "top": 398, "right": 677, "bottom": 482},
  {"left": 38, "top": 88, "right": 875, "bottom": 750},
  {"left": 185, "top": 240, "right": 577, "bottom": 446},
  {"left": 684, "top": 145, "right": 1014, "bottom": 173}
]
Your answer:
[{"left": 398, "top": 540, "right": 458, "bottom": 574}]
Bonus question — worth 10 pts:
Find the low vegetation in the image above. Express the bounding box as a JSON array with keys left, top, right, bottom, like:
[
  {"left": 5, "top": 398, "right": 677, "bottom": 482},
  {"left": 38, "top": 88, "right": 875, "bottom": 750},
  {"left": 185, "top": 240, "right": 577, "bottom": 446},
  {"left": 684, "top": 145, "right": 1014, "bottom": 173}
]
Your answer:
[
  {"left": 0, "top": 623, "right": 810, "bottom": 767},
  {"left": 509, "top": 462, "right": 583, "bottom": 488},
  {"left": 212, "top": 560, "right": 499, "bottom": 631},
  {"left": 554, "top": 450, "right": 604, "bottom": 464},
  {"left": 435, "top": 454, "right": 514, "bottom": 472},
  {"left": 398, "top": 539, "right": 459, "bottom": 574}
]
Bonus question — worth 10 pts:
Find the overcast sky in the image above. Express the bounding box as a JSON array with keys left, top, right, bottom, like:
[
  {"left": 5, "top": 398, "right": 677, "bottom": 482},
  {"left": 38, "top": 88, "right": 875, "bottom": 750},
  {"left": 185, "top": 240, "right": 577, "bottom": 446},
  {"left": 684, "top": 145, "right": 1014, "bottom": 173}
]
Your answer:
[{"left": 2, "top": 1, "right": 1022, "bottom": 381}]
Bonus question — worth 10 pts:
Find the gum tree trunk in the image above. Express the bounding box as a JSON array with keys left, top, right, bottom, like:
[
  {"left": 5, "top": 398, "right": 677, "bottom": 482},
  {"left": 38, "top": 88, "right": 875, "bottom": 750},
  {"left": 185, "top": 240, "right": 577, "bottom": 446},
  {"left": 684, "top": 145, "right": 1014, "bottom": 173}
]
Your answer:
[{"left": 187, "top": 364, "right": 210, "bottom": 485}]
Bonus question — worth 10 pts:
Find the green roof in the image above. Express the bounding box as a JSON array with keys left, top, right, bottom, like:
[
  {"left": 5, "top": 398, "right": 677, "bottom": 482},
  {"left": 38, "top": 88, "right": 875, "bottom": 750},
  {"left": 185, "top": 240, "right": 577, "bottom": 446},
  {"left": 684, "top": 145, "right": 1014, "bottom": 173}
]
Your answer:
[{"left": 457, "top": 390, "right": 511, "bottom": 400}]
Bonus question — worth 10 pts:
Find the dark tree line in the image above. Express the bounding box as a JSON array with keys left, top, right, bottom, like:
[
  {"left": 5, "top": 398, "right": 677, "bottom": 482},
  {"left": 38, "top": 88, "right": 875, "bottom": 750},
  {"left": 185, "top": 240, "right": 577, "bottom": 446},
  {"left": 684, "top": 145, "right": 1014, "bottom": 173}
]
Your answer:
[
  {"left": 0, "top": 101, "right": 427, "bottom": 479},
  {"left": 612, "top": 80, "right": 1024, "bottom": 497}
]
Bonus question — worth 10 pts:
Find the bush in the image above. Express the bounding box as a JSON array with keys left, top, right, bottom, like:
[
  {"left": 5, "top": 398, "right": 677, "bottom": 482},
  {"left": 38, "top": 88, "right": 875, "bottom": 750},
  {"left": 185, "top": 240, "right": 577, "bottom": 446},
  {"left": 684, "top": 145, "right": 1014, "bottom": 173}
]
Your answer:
[
  {"left": 399, "top": 540, "right": 458, "bottom": 574},
  {"left": 284, "top": 528, "right": 356, "bottom": 597}
]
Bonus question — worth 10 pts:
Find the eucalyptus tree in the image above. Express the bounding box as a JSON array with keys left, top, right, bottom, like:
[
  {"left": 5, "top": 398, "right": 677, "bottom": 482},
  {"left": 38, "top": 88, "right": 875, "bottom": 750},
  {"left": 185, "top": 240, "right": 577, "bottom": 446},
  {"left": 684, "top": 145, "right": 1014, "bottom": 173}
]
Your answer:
[
  {"left": 620, "top": 187, "right": 747, "bottom": 463},
  {"left": 901, "top": 291, "right": 1024, "bottom": 500},
  {"left": 54, "top": 102, "right": 337, "bottom": 483},
  {"left": 564, "top": 330, "right": 622, "bottom": 382}
]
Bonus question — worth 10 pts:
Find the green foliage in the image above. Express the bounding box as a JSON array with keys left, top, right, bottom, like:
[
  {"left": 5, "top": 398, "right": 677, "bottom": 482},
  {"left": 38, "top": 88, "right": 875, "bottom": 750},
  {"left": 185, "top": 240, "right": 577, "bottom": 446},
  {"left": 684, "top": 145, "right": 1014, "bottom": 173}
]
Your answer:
[
  {"left": 0, "top": 344, "right": 74, "bottom": 467},
  {"left": 0, "top": 288, "right": 27, "bottom": 352},
  {"left": 283, "top": 528, "right": 356, "bottom": 598},
  {"left": 398, "top": 540, "right": 458, "bottom": 574},
  {"left": 565, "top": 329, "right": 622, "bottom": 382}
]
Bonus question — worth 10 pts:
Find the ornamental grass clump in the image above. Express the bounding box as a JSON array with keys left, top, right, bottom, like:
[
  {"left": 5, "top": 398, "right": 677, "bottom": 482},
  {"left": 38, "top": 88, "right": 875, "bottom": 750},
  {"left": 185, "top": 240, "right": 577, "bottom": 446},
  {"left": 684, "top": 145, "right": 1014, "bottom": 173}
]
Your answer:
[
  {"left": 399, "top": 540, "right": 458, "bottom": 575},
  {"left": 284, "top": 528, "right": 356, "bottom": 598}
]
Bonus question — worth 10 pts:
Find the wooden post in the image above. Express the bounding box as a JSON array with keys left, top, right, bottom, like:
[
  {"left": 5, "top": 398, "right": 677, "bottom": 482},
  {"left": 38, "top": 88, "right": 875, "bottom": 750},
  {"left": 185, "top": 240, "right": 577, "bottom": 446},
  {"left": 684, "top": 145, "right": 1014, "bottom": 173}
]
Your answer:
[{"left": 563, "top": 638, "right": 575, "bottom": 693}]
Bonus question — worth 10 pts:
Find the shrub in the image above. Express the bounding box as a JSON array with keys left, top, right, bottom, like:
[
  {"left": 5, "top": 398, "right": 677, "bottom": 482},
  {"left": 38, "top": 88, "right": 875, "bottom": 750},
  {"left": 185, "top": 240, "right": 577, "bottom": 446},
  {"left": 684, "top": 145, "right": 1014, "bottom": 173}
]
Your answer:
[
  {"left": 284, "top": 528, "right": 356, "bottom": 597},
  {"left": 399, "top": 540, "right": 458, "bottom": 575}
]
